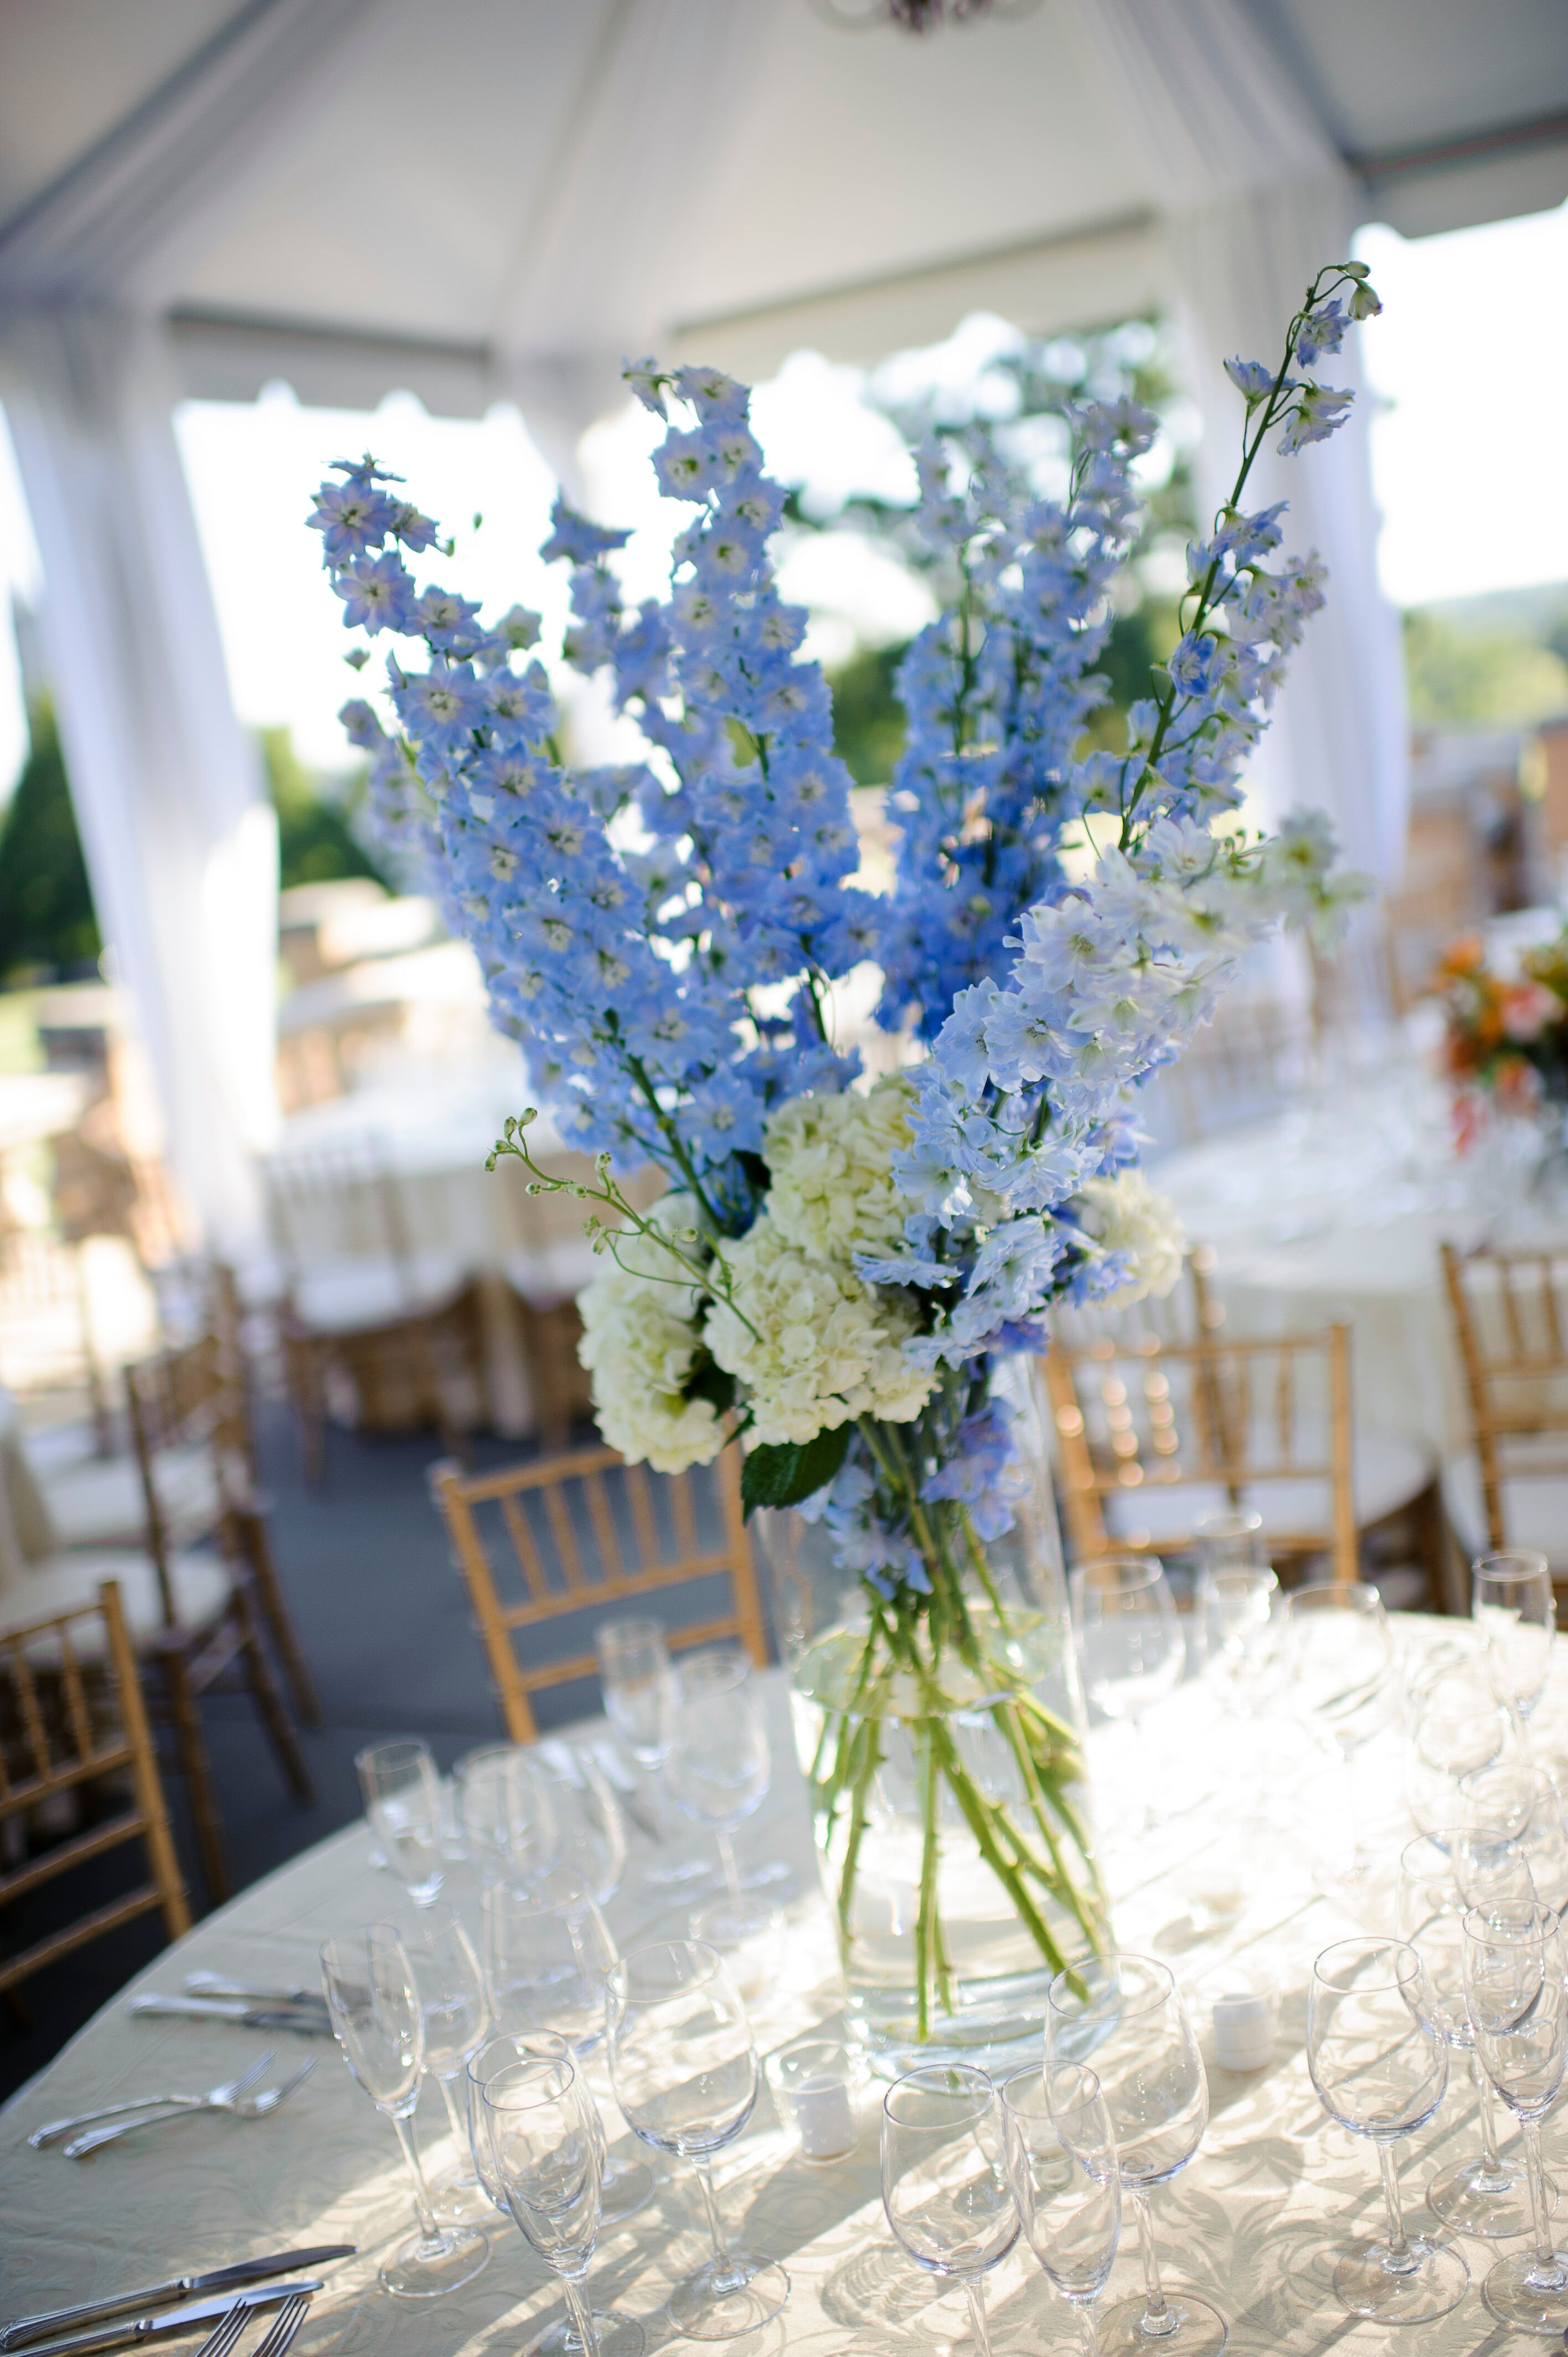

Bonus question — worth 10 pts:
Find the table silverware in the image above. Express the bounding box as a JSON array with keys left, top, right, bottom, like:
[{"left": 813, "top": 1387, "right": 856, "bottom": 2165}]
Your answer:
[
  {"left": 182, "top": 1975, "right": 329, "bottom": 2019},
  {"left": 0, "top": 2253, "right": 351, "bottom": 2351},
  {"left": 128, "top": 1994, "right": 334, "bottom": 2037},
  {"left": 65, "top": 2061, "right": 314, "bottom": 2156},
  {"left": 248, "top": 2295, "right": 311, "bottom": 2357},
  {"left": 29, "top": 2057, "right": 275, "bottom": 2151},
  {"left": 188, "top": 2306, "right": 255, "bottom": 2357},
  {"left": 11, "top": 2281, "right": 325, "bottom": 2357}
]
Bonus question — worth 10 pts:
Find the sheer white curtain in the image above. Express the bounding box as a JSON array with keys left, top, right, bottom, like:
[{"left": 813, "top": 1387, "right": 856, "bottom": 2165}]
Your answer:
[{"left": 1077, "top": 0, "right": 1410, "bottom": 888}]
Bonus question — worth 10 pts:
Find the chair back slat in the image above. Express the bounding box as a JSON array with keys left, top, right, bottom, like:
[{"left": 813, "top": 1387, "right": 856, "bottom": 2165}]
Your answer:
[
  {"left": 1046, "top": 1318, "right": 1358, "bottom": 1584},
  {"left": 0, "top": 1581, "right": 189, "bottom": 1993},
  {"left": 1442, "top": 1241, "right": 1568, "bottom": 1558},
  {"left": 431, "top": 1443, "right": 767, "bottom": 1742}
]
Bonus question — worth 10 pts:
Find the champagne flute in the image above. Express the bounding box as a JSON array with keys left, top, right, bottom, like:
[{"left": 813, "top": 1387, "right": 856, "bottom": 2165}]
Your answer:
[
  {"left": 1046, "top": 1951, "right": 1224, "bottom": 2355},
  {"left": 1001, "top": 2065, "right": 1120, "bottom": 2357},
  {"left": 357, "top": 1739, "right": 445, "bottom": 1906},
  {"left": 1406, "top": 1651, "right": 1530, "bottom": 1843},
  {"left": 1068, "top": 1558, "right": 1185, "bottom": 1832},
  {"left": 480, "top": 2053, "right": 645, "bottom": 2357},
  {"left": 1396, "top": 1831, "right": 1534, "bottom": 2236},
  {"left": 467, "top": 2027, "right": 654, "bottom": 2275},
  {"left": 1463, "top": 1900, "right": 1568, "bottom": 2335},
  {"left": 530, "top": 1747, "right": 628, "bottom": 1906},
  {"left": 1473, "top": 1550, "right": 1556, "bottom": 1720},
  {"left": 1285, "top": 1582, "right": 1394, "bottom": 1879},
  {"left": 456, "top": 1743, "right": 559, "bottom": 1886},
  {"left": 405, "top": 1902, "right": 492, "bottom": 2225},
  {"left": 1199, "top": 1571, "right": 1278, "bottom": 1715},
  {"left": 1306, "top": 1938, "right": 1466, "bottom": 2322},
  {"left": 881, "top": 2065, "right": 1019, "bottom": 2357},
  {"left": 605, "top": 1938, "right": 788, "bottom": 2339},
  {"left": 597, "top": 1617, "right": 711, "bottom": 1889},
  {"left": 667, "top": 1647, "right": 778, "bottom": 1936},
  {"left": 320, "top": 1923, "right": 489, "bottom": 2297}
]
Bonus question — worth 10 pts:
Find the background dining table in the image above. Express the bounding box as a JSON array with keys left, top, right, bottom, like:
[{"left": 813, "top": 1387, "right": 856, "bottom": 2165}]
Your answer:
[{"left": 2, "top": 1643, "right": 1561, "bottom": 2357}]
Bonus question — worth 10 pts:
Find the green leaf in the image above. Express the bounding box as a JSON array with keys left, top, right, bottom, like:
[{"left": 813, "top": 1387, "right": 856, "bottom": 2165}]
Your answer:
[
  {"left": 740, "top": 1425, "right": 850, "bottom": 1520},
  {"left": 683, "top": 1354, "right": 736, "bottom": 1415}
]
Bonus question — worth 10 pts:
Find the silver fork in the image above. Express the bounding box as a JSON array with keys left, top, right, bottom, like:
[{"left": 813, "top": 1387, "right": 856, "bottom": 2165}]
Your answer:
[
  {"left": 64, "top": 2060, "right": 315, "bottom": 2156},
  {"left": 193, "top": 2304, "right": 256, "bottom": 2357},
  {"left": 29, "top": 2054, "right": 274, "bottom": 2148},
  {"left": 250, "top": 2293, "right": 311, "bottom": 2357}
]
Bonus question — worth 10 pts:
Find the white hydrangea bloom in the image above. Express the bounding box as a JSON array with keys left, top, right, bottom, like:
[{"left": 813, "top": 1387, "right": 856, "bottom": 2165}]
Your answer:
[
  {"left": 576, "top": 1197, "right": 725, "bottom": 1473},
  {"left": 762, "top": 1078, "right": 914, "bottom": 1263},
  {"left": 705, "top": 1212, "right": 933, "bottom": 1447},
  {"left": 1075, "top": 1171, "right": 1186, "bottom": 1304}
]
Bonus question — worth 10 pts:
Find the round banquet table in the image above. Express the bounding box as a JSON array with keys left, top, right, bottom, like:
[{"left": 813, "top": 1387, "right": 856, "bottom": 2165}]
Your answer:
[
  {"left": 4, "top": 1645, "right": 1564, "bottom": 2357},
  {"left": 1148, "top": 1049, "right": 1568, "bottom": 1460}
]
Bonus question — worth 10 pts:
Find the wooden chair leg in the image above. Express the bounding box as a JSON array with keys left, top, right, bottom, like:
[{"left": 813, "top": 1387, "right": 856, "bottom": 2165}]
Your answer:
[
  {"left": 285, "top": 1330, "right": 328, "bottom": 1488},
  {"left": 232, "top": 1585, "right": 314, "bottom": 1803},
  {"left": 238, "top": 1507, "right": 321, "bottom": 1725},
  {"left": 158, "top": 1638, "right": 228, "bottom": 1908}
]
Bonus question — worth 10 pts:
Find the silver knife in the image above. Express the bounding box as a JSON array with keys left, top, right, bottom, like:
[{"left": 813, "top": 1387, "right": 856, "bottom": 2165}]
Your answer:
[
  {"left": 129, "top": 1995, "right": 334, "bottom": 2037},
  {"left": 1, "top": 2256, "right": 351, "bottom": 2352},
  {"left": 182, "top": 1975, "right": 328, "bottom": 2016},
  {"left": 12, "top": 2281, "right": 325, "bottom": 2357}
]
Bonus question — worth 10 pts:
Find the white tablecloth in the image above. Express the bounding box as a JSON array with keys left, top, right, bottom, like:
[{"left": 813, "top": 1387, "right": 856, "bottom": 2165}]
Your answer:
[{"left": 6, "top": 1643, "right": 1567, "bottom": 2357}]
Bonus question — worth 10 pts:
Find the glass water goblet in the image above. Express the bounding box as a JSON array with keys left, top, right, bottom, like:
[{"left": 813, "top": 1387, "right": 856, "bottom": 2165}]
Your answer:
[
  {"left": 405, "top": 1903, "right": 493, "bottom": 2225},
  {"left": 1046, "top": 1951, "right": 1224, "bottom": 2356},
  {"left": 457, "top": 1743, "right": 559, "bottom": 1886},
  {"left": 881, "top": 2064, "right": 1019, "bottom": 2357},
  {"left": 1463, "top": 1900, "right": 1568, "bottom": 2335},
  {"left": 1461, "top": 1763, "right": 1568, "bottom": 1910},
  {"left": 1473, "top": 1548, "right": 1556, "bottom": 1721},
  {"left": 320, "top": 1923, "right": 489, "bottom": 2297},
  {"left": 1069, "top": 1558, "right": 1185, "bottom": 1833},
  {"left": 1306, "top": 1937, "right": 1467, "bottom": 2323},
  {"left": 1286, "top": 1582, "right": 1394, "bottom": 1880},
  {"left": 1001, "top": 2064, "right": 1121, "bottom": 2357},
  {"left": 1200, "top": 1570, "right": 1278, "bottom": 1715},
  {"left": 479, "top": 2051, "right": 646, "bottom": 2357},
  {"left": 605, "top": 1938, "right": 788, "bottom": 2340},
  {"left": 667, "top": 1647, "right": 778, "bottom": 1937},
  {"left": 530, "top": 1747, "right": 628, "bottom": 1906},
  {"left": 1396, "top": 1832, "right": 1534, "bottom": 2236},
  {"left": 356, "top": 1739, "right": 445, "bottom": 1905}
]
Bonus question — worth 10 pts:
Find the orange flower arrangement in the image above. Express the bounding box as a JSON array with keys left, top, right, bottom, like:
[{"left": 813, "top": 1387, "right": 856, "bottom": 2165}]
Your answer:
[{"left": 1437, "top": 930, "right": 1568, "bottom": 1140}]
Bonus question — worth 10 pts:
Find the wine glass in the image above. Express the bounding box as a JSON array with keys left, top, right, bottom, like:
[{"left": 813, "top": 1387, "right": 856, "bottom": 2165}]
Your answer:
[
  {"left": 456, "top": 1743, "right": 559, "bottom": 1886},
  {"left": 1045, "top": 1951, "right": 1224, "bottom": 2356},
  {"left": 1306, "top": 1937, "right": 1466, "bottom": 2322},
  {"left": 405, "top": 1903, "right": 492, "bottom": 2225},
  {"left": 1192, "top": 1510, "right": 1265, "bottom": 1579},
  {"left": 319, "top": 1923, "right": 489, "bottom": 2297},
  {"left": 597, "top": 1618, "right": 709, "bottom": 1889},
  {"left": 530, "top": 1747, "right": 628, "bottom": 1906},
  {"left": 1473, "top": 1550, "right": 1556, "bottom": 1720},
  {"left": 605, "top": 1938, "right": 789, "bottom": 2339},
  {"left": 1459, "top": 1761, "right": 1568, "bottom": 1912},
  {"left": 1199, "top": 1571, "right": 1278, "bottom": 1714},
  {"left": 666, "top": 1648, "right": 778, "bottom": 1937},
  {"left": 1396, "top": 1832, "right": 1535, "bottom": 2236},
  {"left": 1001, "top": 2065, "right": 1121, "bottom": 2357},
  {"left": 1463, "top": 1900, "right": 1568, "bottom": 2334},
  {"left": 1068, "top": 1558, "right": 1185, "bottom": 1831},
  {"left": 479, "top": 2051, "right": 645, "bottom": 2357},
  {"left": 356, "top": 1740, "right": 445, "bottom": 1905},
  {"left": 1406, "top": 1651, "right": 1530, "bottom": 1841},
  {"left": 881, "top": 2065, "right": 1019, "bottom": 2357},
  {"left": 1285, "top": 1582, "right": 1394, "bottom": 1879}
]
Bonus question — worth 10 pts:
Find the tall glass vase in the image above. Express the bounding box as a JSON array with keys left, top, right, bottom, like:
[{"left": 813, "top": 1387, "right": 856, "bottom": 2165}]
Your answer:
[{"left": 755, "top": 1359, "right": 1107, "bottom": 2076}]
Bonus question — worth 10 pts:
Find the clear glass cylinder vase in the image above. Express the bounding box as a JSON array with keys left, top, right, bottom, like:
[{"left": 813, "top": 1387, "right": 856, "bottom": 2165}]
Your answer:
[{"left": 754, "top": 1358, "right": 1107, "bottom": 2076}]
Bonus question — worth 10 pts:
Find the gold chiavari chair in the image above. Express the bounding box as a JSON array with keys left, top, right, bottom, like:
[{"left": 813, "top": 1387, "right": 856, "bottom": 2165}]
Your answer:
[
  {"left": 0, "top": 1579, "right": 189, "bottom": 1997},
  {"left": 1045, "top": 1321, "right": 1365, "bottom": 1587},
  {"left": 431, "top": 1444, "right": 767, "bottom": 1741},
  {"left": 1441, "top": 1240, "right": 1568, "bottom": 1592}
]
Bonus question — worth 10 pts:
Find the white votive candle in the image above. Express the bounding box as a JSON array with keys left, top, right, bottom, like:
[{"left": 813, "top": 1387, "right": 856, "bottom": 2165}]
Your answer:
[
  {"left": 1212, "top": 1988, "right": 1273, "bottom": 2071},
  {"left": 793, "top": 2070, "right": 855, "bottom": 2159}
]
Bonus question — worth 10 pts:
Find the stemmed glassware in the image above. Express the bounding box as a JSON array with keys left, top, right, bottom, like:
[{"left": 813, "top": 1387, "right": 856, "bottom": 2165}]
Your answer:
[
  {"left": 1463, "top": 1899, "right": 1568, "bottom": 2335},
  {"left": 1473, "top": 1549, "right": 1556, "bottom": 1721},
  {"left": 319, "top": 1923, "right": 489, "bottom": 2297},
  {"left": 1069, "top": 1559, "right": 1185, "bottom": 1831},
  {"left": 1460, "top": 1763, "right": 1568, "bottom": 1910},
  {"left": 1285, "top": 1582, "right": 1395, "bottom": 1880},
  {"left": 1045, "top": 1951, "right": 1224, "bottom": 2356},
  {"left": 605, "top": 1938, "right": 789, "bottom": 2339},
  {"left": 405, "top": 1903, "right": 493, "bottom": 2225},
  {"left": 1000, "top": 2065, "right": 1121, "bottom": 2357},
  {"left": 667, "top": 1648, "right": 779, "bottom": 1938},
  {"left": 1406, "top": 1651, "right": 1530, "bottom": 1841},
  {"left": 1305, "top": 1937, "right": 1467, "bottom": 2322},
  {"left": 456, "top": 1743, "right": 559, "bottom": 1886},
  {"left": 1396, "top": 1832, "right": 1535, "bottom": 2236},
  {"left": 1199, "top": 1570, "right": 1279, "bottom": 1715},
  {"left": 530, "top": 1748, "right": 628, "bottom": 1906},
  {"left": 881, "top": 2064, "right": 1019, "bottom": 2357},
  {"left": 478, "top": 2051, "right": 646, "bottom": 2357},
  {"left": 357, "top": 1740, "right": 445, "bottom": 1906}
]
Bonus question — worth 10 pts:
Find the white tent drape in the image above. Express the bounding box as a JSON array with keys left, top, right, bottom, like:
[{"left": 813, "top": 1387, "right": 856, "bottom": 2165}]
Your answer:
[
  {"left": 1078, "top": 0, "right": 1410, "bottom": 889},
  {"left": 0, "top": 0, "right": 382, "bottom": 1247}
]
